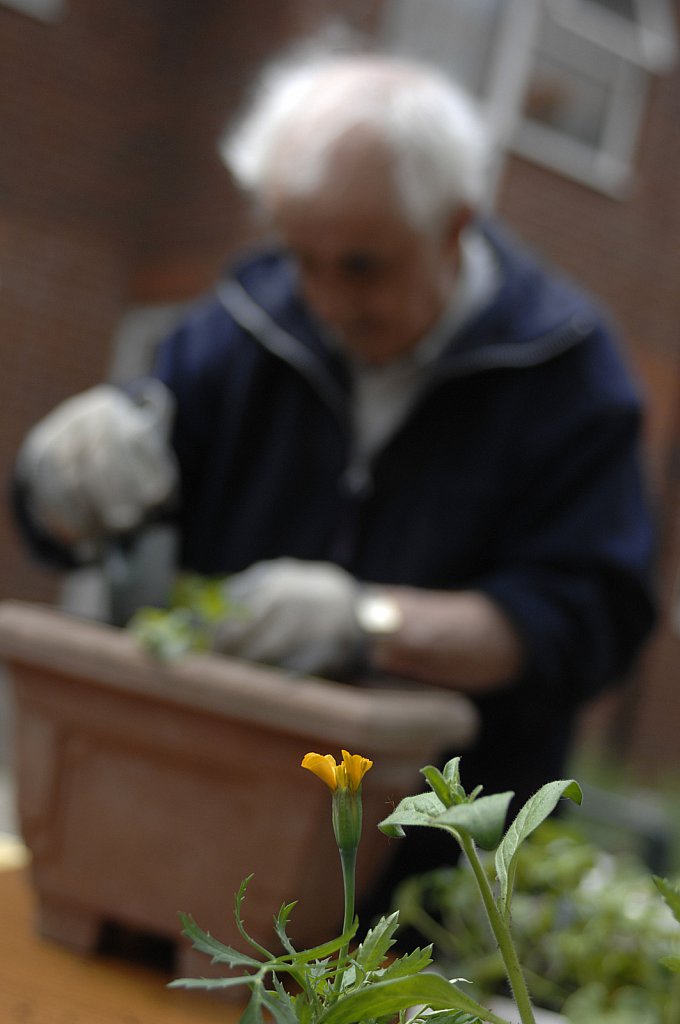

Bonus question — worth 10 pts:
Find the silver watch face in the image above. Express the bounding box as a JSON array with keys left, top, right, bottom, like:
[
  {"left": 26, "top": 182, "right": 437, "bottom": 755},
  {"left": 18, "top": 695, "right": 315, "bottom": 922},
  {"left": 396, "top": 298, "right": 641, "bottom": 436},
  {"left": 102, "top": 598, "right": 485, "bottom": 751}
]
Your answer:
[{"left": 356, "top": 593, "right": 403, "bottom": 635}]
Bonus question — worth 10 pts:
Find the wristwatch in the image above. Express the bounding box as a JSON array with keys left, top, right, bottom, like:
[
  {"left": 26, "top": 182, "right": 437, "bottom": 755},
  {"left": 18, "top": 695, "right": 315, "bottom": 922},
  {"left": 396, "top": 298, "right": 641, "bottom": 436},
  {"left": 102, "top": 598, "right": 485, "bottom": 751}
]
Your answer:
[{"left": 355, "top": 588, "right": 403, "bottom": 637}]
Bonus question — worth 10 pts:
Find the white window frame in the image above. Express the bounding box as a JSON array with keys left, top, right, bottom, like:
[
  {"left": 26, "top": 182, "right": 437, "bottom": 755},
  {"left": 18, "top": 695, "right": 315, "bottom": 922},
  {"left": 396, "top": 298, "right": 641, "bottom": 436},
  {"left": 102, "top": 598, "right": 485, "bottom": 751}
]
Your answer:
[
  {"left": 380, "top": 0, "right": 542, "bottom": 203},
  {"left": 0, "top": 0, "right": 66, "bottom": 21},
  {"left": 545, "top": 0, "right": 678, "bottom": 72},
  {"left": 378, "top": 0, "right": 678, "bottom": 199},
  {"left": 512, "top": 0, "right": 677, "bottom": 196}
]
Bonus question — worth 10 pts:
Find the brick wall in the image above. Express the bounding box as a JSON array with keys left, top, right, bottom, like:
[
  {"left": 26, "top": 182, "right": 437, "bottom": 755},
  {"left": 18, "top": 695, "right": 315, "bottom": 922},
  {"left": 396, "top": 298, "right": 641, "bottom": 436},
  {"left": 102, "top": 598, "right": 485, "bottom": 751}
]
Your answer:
[
  {"left": 0, "top": 1, "right": 164, "bottom": 602},
  {"left": 497, "top": 67, "right": 680, "bottom": 485},
  {"left": 493, "top": 39, "right": 680, "bottom": 777},
  {"left": 0, "top": 0, "right": 380, "bottom": 603},
  {"left": 1, "top": 0, "right": 680, "bottom": 775}
]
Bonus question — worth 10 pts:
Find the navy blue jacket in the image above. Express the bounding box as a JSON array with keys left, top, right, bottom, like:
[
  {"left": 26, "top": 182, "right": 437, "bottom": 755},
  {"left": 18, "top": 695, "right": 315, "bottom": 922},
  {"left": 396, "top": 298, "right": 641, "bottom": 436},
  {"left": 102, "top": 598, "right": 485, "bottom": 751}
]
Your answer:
[
  {"left": 15, "top": 219, "right": 656, "bottom": 811},
  {"left": 152, "top": 220, "right": 656, "bottom": 805}
]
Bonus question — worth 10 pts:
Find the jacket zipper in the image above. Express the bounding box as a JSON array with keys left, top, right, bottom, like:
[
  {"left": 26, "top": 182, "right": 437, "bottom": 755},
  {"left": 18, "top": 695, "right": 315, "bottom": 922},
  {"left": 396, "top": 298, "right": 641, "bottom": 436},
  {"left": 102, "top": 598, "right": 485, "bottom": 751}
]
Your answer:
[{"left": 219, "top": 277, "right": 593, "bottom": 501}]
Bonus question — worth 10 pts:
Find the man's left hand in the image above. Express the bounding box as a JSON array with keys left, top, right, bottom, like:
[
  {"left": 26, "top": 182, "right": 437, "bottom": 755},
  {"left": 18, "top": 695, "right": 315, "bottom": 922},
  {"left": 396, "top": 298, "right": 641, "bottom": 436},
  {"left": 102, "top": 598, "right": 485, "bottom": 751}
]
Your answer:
[{"left": 214, "top": 558, "right": 362, "bottom": 677}]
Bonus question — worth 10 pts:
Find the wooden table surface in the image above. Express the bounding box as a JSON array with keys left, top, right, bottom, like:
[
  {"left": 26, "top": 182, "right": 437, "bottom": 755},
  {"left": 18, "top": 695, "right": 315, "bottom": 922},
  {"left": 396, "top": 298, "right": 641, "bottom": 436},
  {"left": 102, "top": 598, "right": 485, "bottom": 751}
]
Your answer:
[{"left": 0, "top": 835, "right": 244, "bottom": 1023}]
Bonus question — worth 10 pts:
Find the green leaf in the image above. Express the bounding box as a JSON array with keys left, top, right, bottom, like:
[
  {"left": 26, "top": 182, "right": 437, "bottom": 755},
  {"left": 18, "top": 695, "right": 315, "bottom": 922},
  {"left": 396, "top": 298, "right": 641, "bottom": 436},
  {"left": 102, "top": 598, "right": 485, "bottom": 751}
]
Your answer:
[
  {"left": 178, "top": 912, "right": 262, "bottom": 967},
  {"left": 318, "top": 973, "right": 491, "bottom": 1024},
  {"left": 378, "top": 945, "right": 433, "bottom": 981},
  {"left": 660, "top": 955, "right": 680, "bottom": 973},
  {"left": 421, "top": 765, "right": 454, "bottom": 807},
  {"left": 495, "top": 779, "right": 582, "bottom": 916},
  {"left": 442, "top": 757, "right": 470, "bottom": 803},
  {"left": 169, "top": 975, "right": 259, "bottom": 990},
  {"left": 379, "top": 792, "right": 448, "bottom": 837},
  {"left": 379, "top": 790, "right": 513, "bottom": 851},
  {"left": 442, "top": 757, "right": 462, "bottom": 788},
  {"left": 233, "top": 875, "right": 276, "bottom": 959},
  {"left": 128, "top": 572, "right": 244, "bottom": 661},
  {"left": 354, "top": 912, "right": 399, "bottom": 972},
  {"left": 171, "top": 574, "right": 231, "bottom": 620},
  {"left": 262, "top": 982, "right": 300, "bottom": 1024},
  {"left": 412, "top": 1013, "right": 483, "bottom": 1024},
  {"left": 434, "top": 792, "right": 514, "bottom": 851},
  {"left": 274, "top": 900, "right": 298, "bottom": 955},
  {"left": 653, "top": 875, "right": 680, "bottom": 924},
  {"left": 289, "top": 919, "right": 358, "bottom": 965},
  {"left": 129, "top": 607, "right": 199, "bottom": 660},
  {"left": 241, "top": 982, "right": 266, "bottom": 1024}
]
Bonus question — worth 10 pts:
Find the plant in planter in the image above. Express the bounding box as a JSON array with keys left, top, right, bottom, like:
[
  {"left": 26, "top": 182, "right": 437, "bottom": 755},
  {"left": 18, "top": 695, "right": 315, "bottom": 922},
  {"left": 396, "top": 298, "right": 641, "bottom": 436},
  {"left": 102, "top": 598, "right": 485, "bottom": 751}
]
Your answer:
[
  {"left": 171, "top": 753, "right": 680, "bottom": 1024},
  {"left": 127, "top": 573, "right": 239, "bottom": 659},
  {"left": 378, "top": 757, "right": 585, "bottom": 1024},
  {"left": 383, "top": 761, "right": 680, "bottom": 1024},
  {"left": 391, "top": 815, "right": 680, "bottom": 1022},
  {"left": 171, "top": 749, "right": 499, "bottom": 1024}
]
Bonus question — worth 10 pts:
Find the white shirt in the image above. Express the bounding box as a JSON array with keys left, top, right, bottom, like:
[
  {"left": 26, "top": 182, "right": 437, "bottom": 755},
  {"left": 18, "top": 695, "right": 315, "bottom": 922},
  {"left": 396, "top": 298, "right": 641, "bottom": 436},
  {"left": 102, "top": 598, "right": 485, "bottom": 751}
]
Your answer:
[{"left": 348, "top": 228, "right": 500, "bottom": 460}]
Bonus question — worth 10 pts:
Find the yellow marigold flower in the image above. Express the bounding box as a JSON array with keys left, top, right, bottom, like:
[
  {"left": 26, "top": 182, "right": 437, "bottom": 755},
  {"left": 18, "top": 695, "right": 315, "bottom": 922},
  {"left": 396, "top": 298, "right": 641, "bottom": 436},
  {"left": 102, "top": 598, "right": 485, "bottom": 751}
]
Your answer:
[
  {"left": 301, "top": 749, "right": 373, "bottom": 792},
  {"left": 301, "top": 752, "right": 340, "bottom": 791},
  {"left": 339, "top": 749, "right": 373, "bottom": 790},
  {"left": 302, "top": 750, "right": 373, "bottom": 852}
]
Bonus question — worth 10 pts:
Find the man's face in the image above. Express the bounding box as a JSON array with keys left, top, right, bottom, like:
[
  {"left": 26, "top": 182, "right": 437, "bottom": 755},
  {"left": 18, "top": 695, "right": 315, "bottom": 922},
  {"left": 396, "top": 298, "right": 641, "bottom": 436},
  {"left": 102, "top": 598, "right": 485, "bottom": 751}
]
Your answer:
[{"left": 267, "top": 144, "right": 464, "bottom": 366}]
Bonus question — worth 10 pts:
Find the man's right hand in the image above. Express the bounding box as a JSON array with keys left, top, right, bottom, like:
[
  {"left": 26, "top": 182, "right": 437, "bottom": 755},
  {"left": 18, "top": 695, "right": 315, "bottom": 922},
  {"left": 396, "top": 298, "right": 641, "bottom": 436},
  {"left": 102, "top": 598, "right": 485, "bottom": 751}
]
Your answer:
[{"left": 16, "top": 380, "right": 179, "bottom": 553}]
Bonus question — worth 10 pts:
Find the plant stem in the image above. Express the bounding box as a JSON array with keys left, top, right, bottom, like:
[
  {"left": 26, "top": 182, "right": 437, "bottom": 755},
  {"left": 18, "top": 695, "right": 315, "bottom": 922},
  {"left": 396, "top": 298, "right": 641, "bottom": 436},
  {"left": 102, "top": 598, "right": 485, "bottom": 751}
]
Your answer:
[
  {"left": 665, "top": 973, "right": 680, "bottom": 1024},
  {"left": 459, "top": 833, "right": 536, "bottom": 1024},
  {"left": 333, "top": 846, "right": 357, "bottom": 995}
]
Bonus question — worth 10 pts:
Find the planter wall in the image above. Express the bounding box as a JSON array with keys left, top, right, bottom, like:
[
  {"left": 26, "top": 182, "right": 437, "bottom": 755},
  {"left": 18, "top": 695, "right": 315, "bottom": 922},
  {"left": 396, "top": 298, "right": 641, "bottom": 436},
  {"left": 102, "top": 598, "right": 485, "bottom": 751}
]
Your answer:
[{"left": 0, "top": 600, "right": 478, "bottom": 975}]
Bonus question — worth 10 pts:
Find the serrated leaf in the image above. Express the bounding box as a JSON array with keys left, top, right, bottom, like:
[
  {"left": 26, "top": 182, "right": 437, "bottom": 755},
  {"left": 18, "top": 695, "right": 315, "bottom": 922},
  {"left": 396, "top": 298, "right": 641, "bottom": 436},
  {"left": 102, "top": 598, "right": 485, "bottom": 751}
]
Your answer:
[
  {"left": 377, "top": 945, "right": 433, "bottom": 981},
  {"left": 354, "top": 912, "right": 399, "bottom": 971},
  {"left": 169, "top": 974, "right": 258, "bottom": 990},
  {"left": 274, "top": 900, "right": 298, "bottom": 954},
  {"left": 653, "top": 875, "right": 680, "bottom": 924},
  {"left": 262, "top": 982, "right": 300, "bottom": 1024},
  {"left": 412, "top": 1012, "right": 482, "bottom": 1024},
  {"left": 495, "top": 779, "right": 582, "bottom": 916},
  {"left": 178, "top": 912, "right": 262, "bottom": 967},
  {"left": 241, "top": 983, "right": 266, "bottom": 1024},
  {"left": 234, "top": 875, "right": 274, "bottom": 958},
  {"left": 379, "top": 792, "right": 448, "bottom": 837},
  {"left": 319, "top": 972, "right": 489, "bottom": 1024},
  {"left": 434, "top": 792, "right": 514, "bottom": 851}
]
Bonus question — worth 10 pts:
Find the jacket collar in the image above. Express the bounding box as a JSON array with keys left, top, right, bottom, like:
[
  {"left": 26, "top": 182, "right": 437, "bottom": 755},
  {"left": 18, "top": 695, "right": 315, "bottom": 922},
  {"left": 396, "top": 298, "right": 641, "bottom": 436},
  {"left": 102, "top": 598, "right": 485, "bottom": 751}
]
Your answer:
[{"left": 217, "top": 217, "right": 596, "bottom": 386}]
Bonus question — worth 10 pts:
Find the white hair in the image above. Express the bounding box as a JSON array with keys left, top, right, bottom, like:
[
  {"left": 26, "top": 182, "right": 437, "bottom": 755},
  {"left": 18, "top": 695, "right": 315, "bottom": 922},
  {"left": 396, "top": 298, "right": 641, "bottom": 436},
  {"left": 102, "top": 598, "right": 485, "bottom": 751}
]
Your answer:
[{"left": 220, "top": 47, "right": 493, "bottom": 231}]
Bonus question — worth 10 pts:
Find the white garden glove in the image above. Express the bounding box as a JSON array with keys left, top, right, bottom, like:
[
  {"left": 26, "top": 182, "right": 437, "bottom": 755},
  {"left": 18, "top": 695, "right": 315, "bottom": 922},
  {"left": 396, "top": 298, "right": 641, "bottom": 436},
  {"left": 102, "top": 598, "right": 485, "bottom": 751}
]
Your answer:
[
  {"left": 214, "top": 558, "right": 363, "bottom": 677},
  {"left": 16, "top": 380, "right": 179, "bottom": 555}
]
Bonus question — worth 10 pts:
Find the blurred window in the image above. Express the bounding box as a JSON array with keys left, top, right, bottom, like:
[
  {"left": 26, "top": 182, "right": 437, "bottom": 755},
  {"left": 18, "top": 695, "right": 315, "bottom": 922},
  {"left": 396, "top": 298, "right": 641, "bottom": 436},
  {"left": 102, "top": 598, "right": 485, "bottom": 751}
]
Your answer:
[
  {"left": 0, "top": 0, "right": 65, "bottom": 20},
  {"left": 380, "top": 0, "right": 677, "bottom": 198}
]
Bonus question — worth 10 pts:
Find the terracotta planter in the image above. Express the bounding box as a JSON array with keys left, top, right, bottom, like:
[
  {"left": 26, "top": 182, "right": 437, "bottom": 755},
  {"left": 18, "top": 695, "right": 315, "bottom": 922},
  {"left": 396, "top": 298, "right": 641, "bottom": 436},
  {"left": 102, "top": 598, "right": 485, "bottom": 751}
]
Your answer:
[{"left": 0, "top": 600, "right": 478, "bottom": 975}]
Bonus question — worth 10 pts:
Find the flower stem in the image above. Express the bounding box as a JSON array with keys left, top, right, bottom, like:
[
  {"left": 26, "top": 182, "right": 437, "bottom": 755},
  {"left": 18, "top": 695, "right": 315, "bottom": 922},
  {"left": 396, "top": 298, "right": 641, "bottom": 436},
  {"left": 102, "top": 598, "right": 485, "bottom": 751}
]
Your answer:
[
  {"left": 333, "top": 846, "right": 357, "bottom": 995},
  {"left": 459, "top": 832, "right": 536, "bottom": 1024}
]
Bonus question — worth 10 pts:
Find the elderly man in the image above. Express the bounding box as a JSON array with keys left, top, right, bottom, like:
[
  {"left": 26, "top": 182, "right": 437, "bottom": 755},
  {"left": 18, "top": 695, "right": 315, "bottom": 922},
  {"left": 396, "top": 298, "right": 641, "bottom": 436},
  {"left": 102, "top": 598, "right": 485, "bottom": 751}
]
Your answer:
[{"left": 15, "top": 49, "right": 656, "bottom": 891}]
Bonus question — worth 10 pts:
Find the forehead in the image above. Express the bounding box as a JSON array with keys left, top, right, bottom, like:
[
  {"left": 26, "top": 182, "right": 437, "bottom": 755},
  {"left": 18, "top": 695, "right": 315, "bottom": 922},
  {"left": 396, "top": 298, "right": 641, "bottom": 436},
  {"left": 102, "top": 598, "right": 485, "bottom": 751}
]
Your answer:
[
  {"left": 268, "top": 156, "right": 425, "bottom": 262},
  {"left": 272, "top": 194, "right": 416, "bottom": 255},
  {"left": 266, "top": 126, "right": 417, "bottom": 237}
]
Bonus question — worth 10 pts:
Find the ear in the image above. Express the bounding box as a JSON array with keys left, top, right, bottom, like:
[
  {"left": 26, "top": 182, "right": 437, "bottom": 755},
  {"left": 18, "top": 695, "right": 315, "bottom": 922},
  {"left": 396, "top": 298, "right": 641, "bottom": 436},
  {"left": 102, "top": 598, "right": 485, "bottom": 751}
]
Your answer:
[
  {"left": 437, "top": 206, "right": 473, "bottom": 272},
  {"left": 445, "top": 204, "right": 474, "bottom": 250}
]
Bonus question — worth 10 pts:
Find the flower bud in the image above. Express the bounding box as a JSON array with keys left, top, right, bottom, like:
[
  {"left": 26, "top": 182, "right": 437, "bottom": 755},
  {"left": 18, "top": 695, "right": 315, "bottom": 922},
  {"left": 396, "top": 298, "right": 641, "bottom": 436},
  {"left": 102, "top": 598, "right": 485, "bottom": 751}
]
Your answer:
[
  {"left": 302, "top": 749, "right": 373, "bottom": 851},
  {"left": 332, "top": 783, "right": 363, "bottom": 851}
]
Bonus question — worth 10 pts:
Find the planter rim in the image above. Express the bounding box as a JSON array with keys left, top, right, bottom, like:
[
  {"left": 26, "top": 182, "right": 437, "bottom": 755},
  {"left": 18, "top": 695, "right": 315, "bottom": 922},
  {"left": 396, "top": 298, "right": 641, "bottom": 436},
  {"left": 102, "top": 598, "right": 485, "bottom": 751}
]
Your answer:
[{"left": 0, "top": 599, "right": 479, "bottom": 751}]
